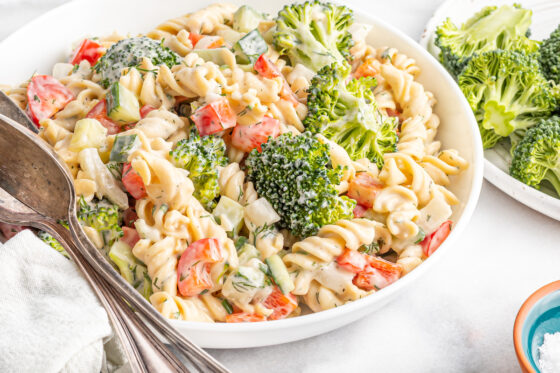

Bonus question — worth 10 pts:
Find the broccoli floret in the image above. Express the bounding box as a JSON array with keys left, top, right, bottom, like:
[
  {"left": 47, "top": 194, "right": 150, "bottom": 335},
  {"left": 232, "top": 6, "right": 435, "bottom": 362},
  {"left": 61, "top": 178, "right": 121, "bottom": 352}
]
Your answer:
[
  {"left": 273, "top": 0, "right": 354, "bottom": 72},
  {"left": 37, "top": 231, "right": 69, "bottom": 258},
  {"left": 78, "top": 197, "right": 123, "bottom": 247},
  {"left": 458, "top": 50, "right": 559, "bottom": 149},
  {"left": 510, "top": 117, "right": 560, "bottom": 196},
  {"left": 95, "top": 36, "right": 181, "bottom": 87},
  {"left": 246, "top": 132, "right": 356, "bottom": 238},
  {"left": 304, "top": 61, "right": 398, "bottom": 168},
  {"left": 539, "top": 24, "right": 560, "bottom": 84},
  {"left": 435, "top": 5, "right": 539, "bottom": 77},
  {"left": 170, "top": 128, "right": 227, "bottom": 210}
]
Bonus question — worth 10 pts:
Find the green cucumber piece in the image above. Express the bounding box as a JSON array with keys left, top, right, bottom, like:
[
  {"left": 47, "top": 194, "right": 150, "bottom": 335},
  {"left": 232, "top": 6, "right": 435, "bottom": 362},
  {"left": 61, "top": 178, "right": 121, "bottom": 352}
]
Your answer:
[
  {"left": 233, "top": 5, "right": 265, "bottom": 33},
  {"left": 266, "top": 254, "right": 294, "bottom": 294},
  {"left": 108, "top": 241, "right": 137, "bottom": 284},
  {"left": 213, "top": 196, "right": 244, "bottom": 234},
  {"left": 69, "top": 118, "right": 107, "bottom": 152},
  {"left": 233, "top": 29, "right": 268, "bottom": 64},
  {"left": 106, "top": 82, "right": 140, "bottom": 123},
  {"left": 237, "top": 242, "right": 259, "bottom": 265},
  {"left": 110, "top": 134, "right": 141, "bottom": 163},
  {"left": 192, "top": 48, "right": 232, "bottom": 65}
]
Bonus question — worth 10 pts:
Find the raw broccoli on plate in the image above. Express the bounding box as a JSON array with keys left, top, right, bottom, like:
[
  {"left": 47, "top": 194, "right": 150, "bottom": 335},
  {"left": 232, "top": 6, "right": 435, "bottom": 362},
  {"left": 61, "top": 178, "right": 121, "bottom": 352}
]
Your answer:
[
  {"left": 458, "top": 50, "right": 559, "bottom": 149},
  {"left": 510, "top": 117, "right": 560, "bottom": 197},
  {"left": 435, "top": 4, "right": 538, "bottom": 78}
]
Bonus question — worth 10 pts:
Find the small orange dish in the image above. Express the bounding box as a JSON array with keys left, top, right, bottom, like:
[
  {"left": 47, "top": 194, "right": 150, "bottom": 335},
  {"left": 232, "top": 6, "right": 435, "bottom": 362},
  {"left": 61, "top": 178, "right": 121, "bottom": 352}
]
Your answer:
[{"left": 514, "top": 281, "right": 560, "bottom": 373}]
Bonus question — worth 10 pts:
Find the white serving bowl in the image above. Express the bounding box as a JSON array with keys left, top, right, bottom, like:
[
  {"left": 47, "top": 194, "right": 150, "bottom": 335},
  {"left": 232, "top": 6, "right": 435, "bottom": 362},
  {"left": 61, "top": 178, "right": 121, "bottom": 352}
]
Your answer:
[{"left": 0, "top": 0, "right": 484, "bottom": 348}]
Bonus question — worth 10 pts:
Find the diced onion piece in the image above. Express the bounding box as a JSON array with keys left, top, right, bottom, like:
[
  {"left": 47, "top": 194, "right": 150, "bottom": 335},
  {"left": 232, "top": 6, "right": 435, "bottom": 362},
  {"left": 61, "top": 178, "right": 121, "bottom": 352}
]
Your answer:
[
  {"left": 244, "top": 197, "right": 281, "bottom": 226},
  {"left": 78, "top": 148, "right": 129, "bottom": 209}
]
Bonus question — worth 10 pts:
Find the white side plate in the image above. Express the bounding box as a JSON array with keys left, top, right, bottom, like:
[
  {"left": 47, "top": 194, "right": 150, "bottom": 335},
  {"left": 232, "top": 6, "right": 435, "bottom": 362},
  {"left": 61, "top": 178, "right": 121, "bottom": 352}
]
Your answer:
[{"left": 419, "top": 0, "right": 560, "bottom": 221}]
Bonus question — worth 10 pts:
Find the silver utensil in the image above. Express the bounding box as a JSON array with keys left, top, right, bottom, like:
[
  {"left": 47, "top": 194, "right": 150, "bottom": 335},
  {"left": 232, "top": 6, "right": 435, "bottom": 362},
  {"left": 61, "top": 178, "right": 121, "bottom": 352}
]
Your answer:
[
  {"left": 0, "top": 186, "right": 188, "bottom": 372},
  {"left": 0, "top": 105, "right": 229, "bottom": 373},
  {"left": 0, "top": 91, "right": 37, "bottom": 133}
]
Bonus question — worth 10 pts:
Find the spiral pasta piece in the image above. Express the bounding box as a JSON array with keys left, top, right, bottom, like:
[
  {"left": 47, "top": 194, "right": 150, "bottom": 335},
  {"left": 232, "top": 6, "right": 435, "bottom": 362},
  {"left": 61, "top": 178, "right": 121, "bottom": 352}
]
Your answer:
[
  {"left": 150, "top": 291, "right": 215, "bottom": 322},
  {"left": 218, "top": 162, "right": 246, "bottom": 203},
  {"left": 375, "top": 46, "right": 420, "bottom": 77},
  {"left": 133, "top": 236, "right": 182, "bottom": 295},
  {"left": 421, "top": 150, "right": 469, "bottom": 186}
]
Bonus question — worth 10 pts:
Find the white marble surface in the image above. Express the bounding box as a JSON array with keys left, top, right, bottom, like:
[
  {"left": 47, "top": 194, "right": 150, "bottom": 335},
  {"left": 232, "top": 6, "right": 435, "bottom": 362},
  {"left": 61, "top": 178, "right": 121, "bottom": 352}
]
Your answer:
[{"left": 2, "top": 1, "right": 559, "bottom": 372}]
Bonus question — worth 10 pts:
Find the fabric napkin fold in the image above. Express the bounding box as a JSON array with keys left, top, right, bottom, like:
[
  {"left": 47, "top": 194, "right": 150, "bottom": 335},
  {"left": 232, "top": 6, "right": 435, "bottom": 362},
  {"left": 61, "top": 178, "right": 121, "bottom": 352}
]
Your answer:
[{"left": 0, "top": 230, "right": 113, "bottom": 373}]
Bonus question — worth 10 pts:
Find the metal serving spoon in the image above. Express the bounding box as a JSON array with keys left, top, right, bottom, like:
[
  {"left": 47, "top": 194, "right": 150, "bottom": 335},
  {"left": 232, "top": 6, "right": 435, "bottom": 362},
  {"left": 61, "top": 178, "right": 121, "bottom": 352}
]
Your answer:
[
  {"left": 0, "top": 186, "right": 188, "bottom": 372},
  {"left": 0, "top": 107, "right": 229, "bottom": 372}
]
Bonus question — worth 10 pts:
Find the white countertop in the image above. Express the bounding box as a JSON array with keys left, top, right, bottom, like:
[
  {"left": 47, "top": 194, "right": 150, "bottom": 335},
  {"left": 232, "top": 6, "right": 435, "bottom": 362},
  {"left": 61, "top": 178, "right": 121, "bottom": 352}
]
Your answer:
[{"left": 2, "top": 1, "right": 559, "bottom": 372}]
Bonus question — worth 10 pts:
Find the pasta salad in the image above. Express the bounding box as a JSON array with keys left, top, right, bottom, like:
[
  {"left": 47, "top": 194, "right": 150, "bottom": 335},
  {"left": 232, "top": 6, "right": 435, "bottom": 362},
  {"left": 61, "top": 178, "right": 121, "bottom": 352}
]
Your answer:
[{"left": 1, "top": 1, "right": 468, "bottom": 323}]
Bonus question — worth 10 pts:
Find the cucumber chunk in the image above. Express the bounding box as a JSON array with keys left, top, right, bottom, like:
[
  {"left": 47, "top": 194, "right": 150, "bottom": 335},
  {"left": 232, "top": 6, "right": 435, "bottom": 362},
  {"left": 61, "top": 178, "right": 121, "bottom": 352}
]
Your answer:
[
  {"left": 109, "top": 134, "right": 141, "bottom": 163},
  {"left": 69, "top": 118, "right": 107, "bottom": 152},
  {"left": 266, "top": 254, "right": 294, "bottom": 294},
  {"left": 109, "top": 240, "right": 152, "bottom": 299},
  {"left": 237, "top": 242, "right": 259, "bottom": 265},
  {"left": 233, "top": 29, "right": 268, "bottom": 64},
  {"left": 106, "top": 82, "right": 140, "bottom": 123},
  {"left": 108, "top": 240, "right": 137, "bottom": 284},
  {"left": 193, "top": 48, "right": 233, "bottom": 66},
  {"left": 233, "top": 5, "right": 266, "bottom": 33},
  {"left": 213, "top": 196, "right": 244, "bottom": 234}
]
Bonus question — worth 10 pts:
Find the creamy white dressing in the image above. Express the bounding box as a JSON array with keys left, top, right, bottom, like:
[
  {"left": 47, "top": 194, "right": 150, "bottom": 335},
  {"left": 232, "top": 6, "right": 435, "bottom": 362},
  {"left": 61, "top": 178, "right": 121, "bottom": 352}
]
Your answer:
[{"left": 313, "top": 262, "right": 354, "bottom": 294}]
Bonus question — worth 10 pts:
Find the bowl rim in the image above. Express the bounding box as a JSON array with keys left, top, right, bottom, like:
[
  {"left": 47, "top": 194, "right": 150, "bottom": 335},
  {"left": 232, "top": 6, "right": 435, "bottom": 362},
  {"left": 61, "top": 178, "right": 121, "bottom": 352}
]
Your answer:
[
  {"left": 514, "top": 280, "right": 560, "bottom": 373},
  {"left": 0, "top": 0, "right": 484, "bottom": 335}
]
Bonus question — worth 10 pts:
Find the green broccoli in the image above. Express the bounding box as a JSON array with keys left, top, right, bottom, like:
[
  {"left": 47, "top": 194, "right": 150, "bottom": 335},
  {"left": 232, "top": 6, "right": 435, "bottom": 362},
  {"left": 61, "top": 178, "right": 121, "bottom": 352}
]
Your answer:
[
  {"left": 510, "top": 117, "right": 560, "bottom": 196},
  {"left": 245, "top": 132, "right": 356, "bottom": 238},
  {"left": 539, "top": 24, "right": 560, "bottom": 84},
  {"left": 169, "top": 128, "right": 227, "bottom": 210},
  {"left": 273, "top": 0, "right": 354, "bottom": 72},
  {"left": 78, "top": 197, "right": 123, "bottom": 247},
  {"left": 458, "top": 50, "right": 559, "bottom": 149},
  {"left": 37, "top": 231, "right": 69, "bottom": 258},
  {"left": 95, "top": 36, "right": 181, "bottom": 87},
  {"left": 435, "top": 4, "right": 539, "bottom": 78},
  {"left": 304, "top": 61, "right": 398, "bottom": 168}
]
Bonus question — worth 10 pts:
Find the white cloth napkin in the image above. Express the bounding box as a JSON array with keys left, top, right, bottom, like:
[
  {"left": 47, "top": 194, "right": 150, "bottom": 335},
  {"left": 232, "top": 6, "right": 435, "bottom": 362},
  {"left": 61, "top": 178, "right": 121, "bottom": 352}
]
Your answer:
[{"left": 0, "top": 230, "right": 113, "bottom": 373}]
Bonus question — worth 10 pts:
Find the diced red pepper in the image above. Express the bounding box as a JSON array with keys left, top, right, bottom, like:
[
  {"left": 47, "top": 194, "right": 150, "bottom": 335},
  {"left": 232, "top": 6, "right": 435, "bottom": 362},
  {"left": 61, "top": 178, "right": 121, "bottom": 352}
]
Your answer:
[
  {"left": 122, "top": 163, "right": 147, "bottom": 200},
  {"left": 70, "top": 39, "right": 103, "bottom": 65},
  {"left": 188, "top": 32, "right": 204, "bottom": 47},
  {"left": 336, "top": 248, "right": 368, "bottom": 274},
  {"left": 262, "top": 287, "right": 298, "bottom": 320},
  {"left": 27, "top": 75, "right": 74, "bottom": 126},
  {"left": 121, "top": 226, "right": 140, "bottom": 248},
  {"left": 421, "top": 220, "right": 452, "bottom": 257},
  {"left": 353, "top": 204, "right": 368, "bottom": 218},
  {"left": 254, "top": 54, "right": 299, "bottom": 107},
  {"left": 190, "top": 98, "right": 236, "bottom": 136},
  {"left": 348, "top": 173, "right": 383, "bottom": 208},
  {"left": 231, "top": 116, "right": 280, "bottom": 153},
  {"left": 353, "top": 256, "right": 402, "bottom": 291},
  {"left": 86, "top": 100, "right": 121, "bottom": 135},
  {"left": 177, "top": 238, "right": 223, "bottom": 297},
  {"left": 140, "top": 105, "right": 157, "bottom": 118},
  {"left": 225, "top": 313, "right": 266, "bottom": 323}
]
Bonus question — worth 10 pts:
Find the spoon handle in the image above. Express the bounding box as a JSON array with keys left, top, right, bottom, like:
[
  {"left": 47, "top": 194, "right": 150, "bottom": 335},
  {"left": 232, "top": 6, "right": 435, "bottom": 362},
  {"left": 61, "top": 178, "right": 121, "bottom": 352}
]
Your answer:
[
  {"left": 68, "top": 215, "right": 230, "bottom": 373},
  {"left": 45, "top": 221, "right": 190, "bottom": 373}
]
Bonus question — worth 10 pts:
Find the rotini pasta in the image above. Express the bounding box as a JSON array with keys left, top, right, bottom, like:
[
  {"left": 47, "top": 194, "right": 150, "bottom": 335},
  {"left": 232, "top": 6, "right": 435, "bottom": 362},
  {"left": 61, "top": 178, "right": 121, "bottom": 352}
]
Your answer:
[{"left": 10, "top": 2, "right": 468, "bottom": 323}]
